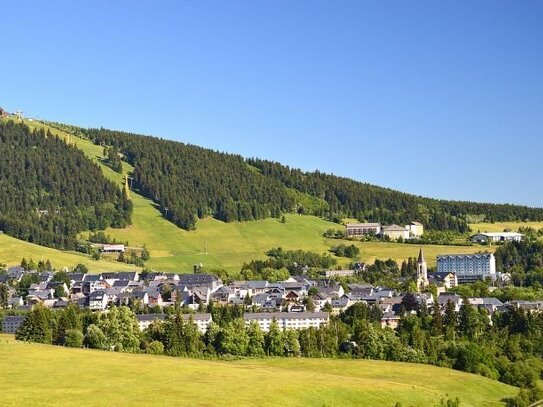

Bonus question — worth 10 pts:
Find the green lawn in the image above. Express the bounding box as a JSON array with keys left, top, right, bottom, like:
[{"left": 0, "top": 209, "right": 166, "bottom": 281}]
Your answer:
[
  {"left": 0, "top": 234, "right": 137, "bottom": 273},
  {"left": 469, "top": 221, "right": 543, "bottom": 233},
  {"left": 0, "top": 334, "right": 516, "bottom": 407},
  {"left": 2, "top": 119, "right": 493, "bottom": 274}
]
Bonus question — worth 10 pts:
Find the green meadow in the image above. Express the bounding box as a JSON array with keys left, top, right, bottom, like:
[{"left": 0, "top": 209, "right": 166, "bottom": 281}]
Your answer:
[
  {"left": 0, "top": 234, "right": 138, "bottom": 273},
  {"left": 0, "top": 334, "right": 516, "bottom": 407},
  {"left": 469, "top": 221, "right": 543, "bottom": 233},
  {"left": 0, "top": 119, "right": 496, "bottom": 274}
]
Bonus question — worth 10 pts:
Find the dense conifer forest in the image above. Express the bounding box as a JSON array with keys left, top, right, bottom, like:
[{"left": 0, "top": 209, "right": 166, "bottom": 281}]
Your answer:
[
  {"left": 0, "top": 121, "right": 132, "bottom": 249},
  {"left": 80, "top": 126, "right": 543, "bottom": 232}
]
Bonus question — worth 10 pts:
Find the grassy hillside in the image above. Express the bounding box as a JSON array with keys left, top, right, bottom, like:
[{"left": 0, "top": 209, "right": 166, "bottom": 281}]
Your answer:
[
  {"left": 0, "top": 119, "right": 494, "bottom": 273},
  {"left": 0, "top": 234, "right": 137, "bottom": 273},
  {"left": 469, "top": 221, "right": 543, "bottom": 233},
  {"left": 0, "top": 334, "right": 516, "bottom": 407}
]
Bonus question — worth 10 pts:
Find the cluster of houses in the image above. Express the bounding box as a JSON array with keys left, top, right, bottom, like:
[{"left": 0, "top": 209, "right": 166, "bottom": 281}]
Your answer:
[
  {"left": 0, "top": 250, "right": 533, "bottom": 336},
  {"left": 345, "top": 221, "right": 424, "bottom": 240}
]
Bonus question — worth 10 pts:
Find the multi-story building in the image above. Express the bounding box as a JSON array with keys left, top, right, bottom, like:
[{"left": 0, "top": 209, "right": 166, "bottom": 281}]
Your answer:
[
  {"left": 345, "top": 223, "right": 382, "bottom": 237},
  {"left": 382, "top": 224, "right": 410, "bottom": 240},
  {"left": 243, "top": 312, "right": 329, "bottom": 332},
  {"left": 436, "top": 253, "right": 496, "bottom": 283}
]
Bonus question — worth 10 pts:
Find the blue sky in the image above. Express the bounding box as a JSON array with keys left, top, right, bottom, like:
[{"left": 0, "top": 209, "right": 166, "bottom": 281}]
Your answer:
[{"left": 1, "top": 1, "right": 542, "bottom": 206}]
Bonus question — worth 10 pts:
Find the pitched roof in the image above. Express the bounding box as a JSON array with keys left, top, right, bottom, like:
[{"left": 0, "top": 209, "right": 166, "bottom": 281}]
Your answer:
[
  {"left": 417, "top": 249, "right": 426, "bottom": 263},
  {"left": 383, "top": 224, "right": 408, "bottom": 232}
]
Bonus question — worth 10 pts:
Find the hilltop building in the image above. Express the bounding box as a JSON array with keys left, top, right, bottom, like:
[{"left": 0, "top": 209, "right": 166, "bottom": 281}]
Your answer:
[
  {"left": 406, "top": 221, "right": 424, "bottom": 238},
  {"left": 436, "top": 253, "right": 496, "bottom": 283},
  {"left": 470, "top": 232, "right": 523, "bottom": 244},
  {"left": 345, "top": 223, "right": 382, "bottom": 237},
  {"left": 382, "top": 224, "right": 410, "bottom": 240},
  {"left": 101, "top": 244, "right": 125, "bottom": 254}
]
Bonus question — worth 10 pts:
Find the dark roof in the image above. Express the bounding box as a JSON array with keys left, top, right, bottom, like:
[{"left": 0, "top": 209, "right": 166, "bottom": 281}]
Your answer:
[
  {"left": 178, "top": 274, "right": 218, "bottom": 285},
  {"left": 83, "top": 274, "right": 102, "bottom": 282},
  {"left": 89, "top": 290, "right": 106, "bottom": 300},
  {"left": 136, "top": 313, "right": 166, "bottom": 322},
  {"left": 2, "top": 316, "right": 25, "bottom": 323}
]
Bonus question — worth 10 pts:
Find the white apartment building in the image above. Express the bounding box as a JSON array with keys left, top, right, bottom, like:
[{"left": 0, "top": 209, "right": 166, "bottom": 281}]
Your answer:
[
  {"left": 470, "top": 232, "right": 524, "bottom": 244},
  {"left": 436, "top": 253, "right": 496, "bottom": 283},
  {"left": 243, "top": 312, "right": 330, "bottom": 332},
  {"left": 345, "top": 223, "right": 382, "bottom": 237}
]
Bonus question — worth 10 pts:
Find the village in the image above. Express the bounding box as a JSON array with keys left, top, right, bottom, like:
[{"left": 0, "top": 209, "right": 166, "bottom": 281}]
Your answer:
[{"left": 1, "top": 242, "right": 539, "bottom": 336}]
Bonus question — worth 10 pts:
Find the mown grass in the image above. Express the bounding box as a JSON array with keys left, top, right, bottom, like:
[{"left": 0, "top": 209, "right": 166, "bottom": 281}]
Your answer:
[
  {"left": 469, "top": 221, "right": 543, "bottom": 233},
  {"left": 0, "top": 234, "right": 137, "bottom": 273},
  {"left": 1, "top": 119, "right": 493, "bottom": 273},
  {"left": 0, "top": 334, "right": 516, "bottom": 407}
]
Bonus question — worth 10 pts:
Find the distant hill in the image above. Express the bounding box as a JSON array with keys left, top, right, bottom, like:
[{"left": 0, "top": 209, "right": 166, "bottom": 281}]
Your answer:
[
  {"left": 0, "top": 120, "right": 132, "bottom": 249},
  {"left": 78, "top": 125, "right": 543, "bottom": 233}
]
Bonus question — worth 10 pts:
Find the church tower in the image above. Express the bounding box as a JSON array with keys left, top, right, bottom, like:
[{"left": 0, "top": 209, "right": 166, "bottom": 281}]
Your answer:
[{"left": 416, "top": 248, "right": 428, "bottom": 291}]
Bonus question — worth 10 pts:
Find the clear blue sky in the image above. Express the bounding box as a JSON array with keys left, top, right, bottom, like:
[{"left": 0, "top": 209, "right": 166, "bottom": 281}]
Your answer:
[{"left": 1, "top": 1, "right": 542, "bottom": 207}]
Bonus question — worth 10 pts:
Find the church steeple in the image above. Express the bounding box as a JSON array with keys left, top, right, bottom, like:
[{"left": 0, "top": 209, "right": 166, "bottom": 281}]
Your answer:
[
  {"left": 416, "top": 249, "right": 428, "bottom": 291},
  {"left": 417, "top": 248, "right": 425, "bottom": 264}
]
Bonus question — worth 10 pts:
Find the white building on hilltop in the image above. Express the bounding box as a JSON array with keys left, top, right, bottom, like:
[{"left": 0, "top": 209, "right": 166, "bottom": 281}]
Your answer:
[
  {"left": 345, "top": 223, "right": 382, "bottom": 237},
  {"left": 382, "top": 224, "right": 410, "bottom": 240},
  {"left": 470, "top": 232, "right": 523, "bottom": 244},
  {"left": 436, "top": 253, "right": 496, "bottom": 283},
  {"left": 406, "top": 221, "right": 424, "bottom": 238}
]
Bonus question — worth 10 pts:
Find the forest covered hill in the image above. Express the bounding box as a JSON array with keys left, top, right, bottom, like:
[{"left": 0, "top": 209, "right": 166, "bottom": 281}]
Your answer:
[
  {"left": 81, "top": 125, "right": 543, "bottom": 233},
  {"left": 2, "top": 116, "right": 543, "bottom": 255},
  {"left": 0, "top": 120, "right": 132, "bottom": 249}
]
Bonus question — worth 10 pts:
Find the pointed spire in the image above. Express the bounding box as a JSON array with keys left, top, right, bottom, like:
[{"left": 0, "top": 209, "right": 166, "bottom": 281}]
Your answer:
[{"left": 417, "top": 248, "right": 425, "bottom": 263}]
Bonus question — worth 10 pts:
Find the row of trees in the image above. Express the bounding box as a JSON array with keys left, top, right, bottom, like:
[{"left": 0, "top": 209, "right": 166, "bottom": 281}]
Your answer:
[
  {"left": 495, "top": 241, "right": 543, "bottom": 288},
  {"left": 0, "top": 121, "right": 132, "bottom": 249}
]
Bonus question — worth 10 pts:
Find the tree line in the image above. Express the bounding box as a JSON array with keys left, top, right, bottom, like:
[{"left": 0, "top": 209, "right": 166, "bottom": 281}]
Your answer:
[{"left": 0, "top": 121, "right": 132, "bottom": 249}]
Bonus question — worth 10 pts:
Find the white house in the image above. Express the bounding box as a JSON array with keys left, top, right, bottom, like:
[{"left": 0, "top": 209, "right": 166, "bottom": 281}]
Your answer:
[
  {"left": 382, "top": 224, "right": 410, "bottom": 240},
  {"left": 101, "top": 244, "right": 126, "bottom": 253},
  {"left": 88, "top": 290, "right": 109, "bottom": 310},
  {"left": 470, "top": 232, "right": 523, "bottom": 244},
  {"left": 406, "top": 221, "right": 424, "bottom": 238}
]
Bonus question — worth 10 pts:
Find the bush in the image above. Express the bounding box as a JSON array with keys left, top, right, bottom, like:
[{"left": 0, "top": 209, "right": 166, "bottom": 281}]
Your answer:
[
  {"left": 146, "top": 340, "right": 164, "bottom": 355},
  {"left": 64, "top": 329, "right": 84, "bottom": 348}
]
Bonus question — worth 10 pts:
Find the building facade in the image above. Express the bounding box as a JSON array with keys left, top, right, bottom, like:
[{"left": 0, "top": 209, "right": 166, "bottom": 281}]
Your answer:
[
  {"left": 436, "top": 253, "right": 496, "bottom": 283},
  {"left": 470, "top": 232, "right": 524, "bottom": 244},
  {"left": 345, "top": 223, "right": 382, "bottom": 237},
  {"left": 406, "top": 221, "right": 424, "bottom": 238},
  {"left": 382, "top": 225, "right": 410, "bottom": 240},
  {"left": 243, "top": 312, "right": 329, "bottom": 332}
]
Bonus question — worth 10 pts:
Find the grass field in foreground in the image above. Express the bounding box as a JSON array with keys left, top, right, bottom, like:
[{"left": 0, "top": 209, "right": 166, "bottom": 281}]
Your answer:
[
  {"left": 2, "top": 119, "right": 495, "bottom": 273},
  {"left": 0, "top": 334, "right": 516, "bottom": 407},
  {"left": 0, "top": 234, "right": 138, "bottom": 273},
  {"left": 469, "top": 221, "right": 543, "bottom": 233}
]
